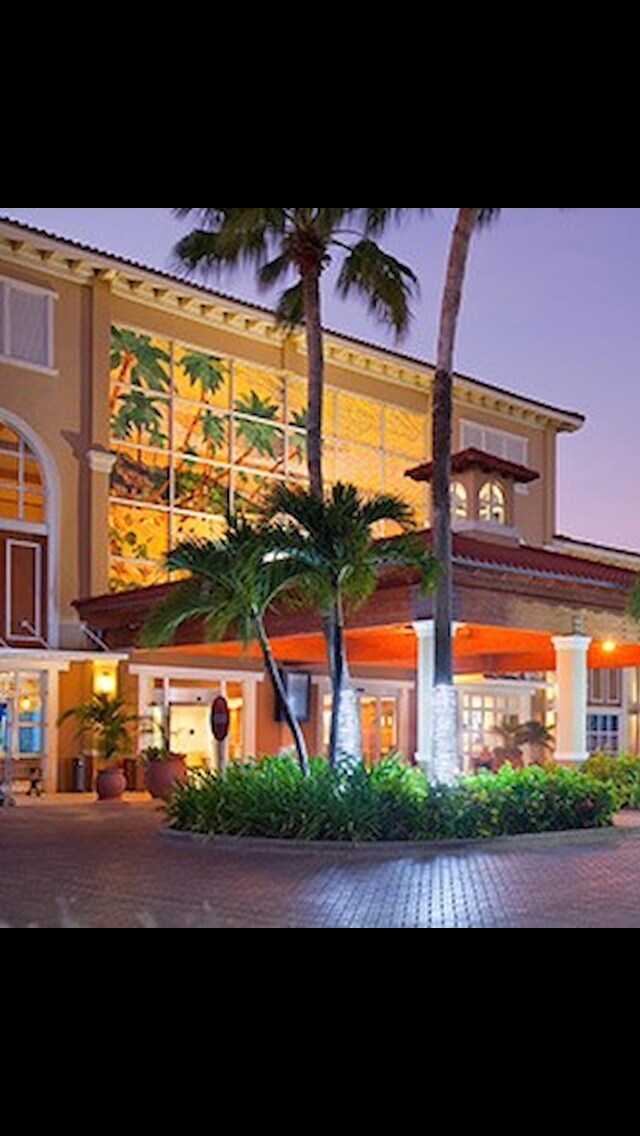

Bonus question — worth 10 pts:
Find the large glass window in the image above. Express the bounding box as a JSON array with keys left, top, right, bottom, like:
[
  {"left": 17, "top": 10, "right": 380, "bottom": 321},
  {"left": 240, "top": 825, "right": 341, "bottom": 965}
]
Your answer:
[
  {"left": 587, "top": 714, "right": 621, "bottom": 755},
  {"left": 108, "top": 327, "right": 429, "bottom": 590}
]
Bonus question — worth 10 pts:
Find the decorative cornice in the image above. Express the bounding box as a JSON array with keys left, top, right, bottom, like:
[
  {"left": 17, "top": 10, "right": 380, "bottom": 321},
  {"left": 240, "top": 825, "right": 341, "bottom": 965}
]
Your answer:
[
  {"left": 0, "top": 218, "right": 585, "bottom": 434},
  {"left": 87, "top": 449, "right": 116, "bottom": 475}
]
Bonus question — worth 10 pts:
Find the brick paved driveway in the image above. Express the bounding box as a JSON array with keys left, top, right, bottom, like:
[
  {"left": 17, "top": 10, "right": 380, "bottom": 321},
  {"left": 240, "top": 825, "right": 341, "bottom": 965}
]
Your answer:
[{"left": 2, "top": 795, "right": 640, "bottom": 928}]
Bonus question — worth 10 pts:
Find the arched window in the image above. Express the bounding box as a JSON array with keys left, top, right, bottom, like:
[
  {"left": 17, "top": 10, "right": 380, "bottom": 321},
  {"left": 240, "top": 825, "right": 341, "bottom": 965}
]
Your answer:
[
  {"left": 451, "top": 481, "right": 468, "bottom": 521},
  {"left": 479, "top": 481, "right": 506, "bottom": 525},
  {"left": 0, "top": 421, "right": 46, "bottom": 526},
  {"left": 0, "top": 416, "right": 49, "bottom": 645}
]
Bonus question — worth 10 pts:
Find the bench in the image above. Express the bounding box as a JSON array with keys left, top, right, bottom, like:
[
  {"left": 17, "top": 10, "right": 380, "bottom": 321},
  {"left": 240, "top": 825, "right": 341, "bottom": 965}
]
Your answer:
[{"left": 0, "top": 760, "right": 43, "bottom": 796}]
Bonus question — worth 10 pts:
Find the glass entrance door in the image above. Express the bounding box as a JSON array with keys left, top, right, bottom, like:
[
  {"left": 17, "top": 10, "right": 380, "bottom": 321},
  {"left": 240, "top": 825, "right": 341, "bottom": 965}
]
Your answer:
[
  {"left": 148, "top": 679, "right": 246, "bottom": 772},
  {"left": 0, "top": 671, "right": 44, "bottom": 787}
]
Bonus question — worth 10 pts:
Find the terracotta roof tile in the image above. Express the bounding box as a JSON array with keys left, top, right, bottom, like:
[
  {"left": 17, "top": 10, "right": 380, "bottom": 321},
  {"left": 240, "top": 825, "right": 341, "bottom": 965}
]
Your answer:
[{"left": 406, "top": 448, "right": 540, "bottom": 484}]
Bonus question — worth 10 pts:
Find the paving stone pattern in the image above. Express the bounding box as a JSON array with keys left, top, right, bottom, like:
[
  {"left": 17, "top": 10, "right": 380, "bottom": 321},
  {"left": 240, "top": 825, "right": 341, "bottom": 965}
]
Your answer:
[{"left": 2, "top": 796, "right": 640, "bottom": 928}]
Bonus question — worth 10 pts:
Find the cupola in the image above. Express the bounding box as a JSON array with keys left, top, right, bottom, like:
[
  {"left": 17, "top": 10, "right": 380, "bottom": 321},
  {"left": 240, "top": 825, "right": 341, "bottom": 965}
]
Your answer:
[{"left": 405, "top": 448, "right": 540, "bottom": 544}]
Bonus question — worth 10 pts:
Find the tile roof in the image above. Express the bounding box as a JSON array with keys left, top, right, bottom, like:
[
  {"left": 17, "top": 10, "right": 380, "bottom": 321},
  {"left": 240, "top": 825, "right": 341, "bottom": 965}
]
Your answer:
[
  {"left": 407, "top": 448, "right": 540, "bottom": 485},
  {"left": 446, "top": 533, "right": 637, "bottom": 588}
]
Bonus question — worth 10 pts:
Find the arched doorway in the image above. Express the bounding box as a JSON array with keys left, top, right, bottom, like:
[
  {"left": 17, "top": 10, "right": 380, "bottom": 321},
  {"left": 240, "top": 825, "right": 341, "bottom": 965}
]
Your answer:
[{"left": 0, "top": 417, "right": 49, "bottom": 647}]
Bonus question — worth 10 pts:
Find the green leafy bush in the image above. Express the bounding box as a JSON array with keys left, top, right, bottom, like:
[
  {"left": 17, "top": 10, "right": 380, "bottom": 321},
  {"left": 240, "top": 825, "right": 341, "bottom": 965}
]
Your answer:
[
  {"left": 584, "top": 754, "right": 640, "bottom": 810},
  {"left": 166, "top": 757, "right": 616, "bottom": 843}
]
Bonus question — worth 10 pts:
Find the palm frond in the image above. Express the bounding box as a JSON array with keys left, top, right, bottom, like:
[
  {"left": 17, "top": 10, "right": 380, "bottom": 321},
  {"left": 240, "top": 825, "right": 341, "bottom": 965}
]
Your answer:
[
  {"left": 275, "top": 282, "right": 305, "bottom": 328},
  {"left": 337, "top": 240, "right": 418, "bottom": 336},
  {"left": 364, "top": 208, "right": 430, "bottom": 235},
  {"left": 476, "top": 208, "right": 502, "bottom": 228},
  {"left": 142, "top": 579, "right": 233, "bottom": 648}
]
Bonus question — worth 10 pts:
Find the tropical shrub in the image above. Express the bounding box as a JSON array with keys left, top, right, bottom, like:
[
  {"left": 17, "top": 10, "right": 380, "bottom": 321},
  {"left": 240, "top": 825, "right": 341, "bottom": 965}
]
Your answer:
[
  {"left": 584, "top": 754, "right": 640, "bottom": 810},
  {"left": 165, "top": 757, "right": 616, "bottom": 842}
]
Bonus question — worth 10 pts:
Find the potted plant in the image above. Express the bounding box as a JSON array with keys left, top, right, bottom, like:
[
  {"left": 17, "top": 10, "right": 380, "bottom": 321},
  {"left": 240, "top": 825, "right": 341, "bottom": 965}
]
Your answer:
[
  {"left": 139, "top": 721, "right": 188, "bottom": 801},
  {"left": 514, "top": 721, "right": 555, "bottom": 767},
  {"left": 58, "top": 694, "right": 141, "bottom": 801}
]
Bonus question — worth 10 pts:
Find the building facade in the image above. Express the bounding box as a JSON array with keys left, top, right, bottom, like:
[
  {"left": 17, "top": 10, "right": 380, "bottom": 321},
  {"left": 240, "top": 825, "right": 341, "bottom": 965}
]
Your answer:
[{"left": 1, "top": 216, "right": 639, "bottom": 793}]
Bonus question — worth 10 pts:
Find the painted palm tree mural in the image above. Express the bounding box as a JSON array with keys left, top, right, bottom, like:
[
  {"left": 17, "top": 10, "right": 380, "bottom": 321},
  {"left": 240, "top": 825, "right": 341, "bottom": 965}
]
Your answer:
[
  {"left": 108, "top": 326, "right": 313, "bottom": 591},
  {"left": 108, "top": 325, "right": 429, "bottom": 593}
]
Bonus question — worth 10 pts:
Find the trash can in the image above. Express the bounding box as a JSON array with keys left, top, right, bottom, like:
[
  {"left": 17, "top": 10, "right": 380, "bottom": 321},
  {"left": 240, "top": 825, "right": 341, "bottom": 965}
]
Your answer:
[
  {"left": 124, "top": 758, "right": 144, "bottom": 791},
  {"left": 72, "top": 756, "right": 89, "bottom": 793}
]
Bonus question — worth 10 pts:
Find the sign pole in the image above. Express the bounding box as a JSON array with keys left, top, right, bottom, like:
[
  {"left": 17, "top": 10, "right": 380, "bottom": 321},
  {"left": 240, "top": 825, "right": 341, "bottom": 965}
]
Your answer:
[{"left": 211, "top": 696, "right": 230, "bottom": 777}]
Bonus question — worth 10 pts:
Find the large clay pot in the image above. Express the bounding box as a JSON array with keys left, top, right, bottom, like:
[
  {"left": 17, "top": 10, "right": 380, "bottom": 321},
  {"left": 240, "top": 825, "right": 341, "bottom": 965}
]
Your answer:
[
  {"left": 145, "top": 756, "right": 188, "bottom": 801},
  {"left": 96, "top": 767, "right": 127, "bottom": 802}
]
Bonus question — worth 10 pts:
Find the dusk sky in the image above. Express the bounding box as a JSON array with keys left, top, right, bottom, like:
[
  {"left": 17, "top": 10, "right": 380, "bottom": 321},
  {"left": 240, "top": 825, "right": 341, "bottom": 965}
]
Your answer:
[{"left": 1, "top": 206, "right": 638, "bottom": 551}]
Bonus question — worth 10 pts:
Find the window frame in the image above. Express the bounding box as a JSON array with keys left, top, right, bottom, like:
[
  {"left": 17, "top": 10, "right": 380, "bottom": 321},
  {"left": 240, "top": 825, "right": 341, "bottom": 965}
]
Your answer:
[{"left": 0, "top": 276, "right": 57, "bottom": 376}]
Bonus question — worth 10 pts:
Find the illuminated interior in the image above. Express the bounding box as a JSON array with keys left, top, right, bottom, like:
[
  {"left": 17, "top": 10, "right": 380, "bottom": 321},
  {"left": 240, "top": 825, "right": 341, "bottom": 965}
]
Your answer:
[
  {"left": 0, "top": 421, "right": 45, "bottom": 524},
  {"left": 479, "top": 481, "right": 507, "bottom": 525}
]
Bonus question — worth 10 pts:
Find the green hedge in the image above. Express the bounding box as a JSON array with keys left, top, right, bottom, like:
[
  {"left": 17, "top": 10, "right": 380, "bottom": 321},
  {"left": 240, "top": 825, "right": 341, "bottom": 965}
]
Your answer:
[
  {"left": 166, "top": 757, "right": 616, "bottom": 843},
  {"left": 584, "top": 754, "right": 640, "bottom": 810}
]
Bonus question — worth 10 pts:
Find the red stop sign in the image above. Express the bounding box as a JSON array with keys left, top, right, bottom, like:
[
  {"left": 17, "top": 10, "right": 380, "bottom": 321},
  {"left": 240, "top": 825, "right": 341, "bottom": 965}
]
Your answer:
[{"left": 211, "top": 696, "right": 230, "bottom": 742}]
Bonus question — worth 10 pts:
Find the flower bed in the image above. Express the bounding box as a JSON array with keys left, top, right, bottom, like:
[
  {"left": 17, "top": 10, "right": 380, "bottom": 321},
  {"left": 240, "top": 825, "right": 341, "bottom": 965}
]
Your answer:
[
  {"left": 165, "top": 757, "right": 616, "bottom": 843},
  {"left": 583, "top": 754, "right": 640, "bottom": 810}
]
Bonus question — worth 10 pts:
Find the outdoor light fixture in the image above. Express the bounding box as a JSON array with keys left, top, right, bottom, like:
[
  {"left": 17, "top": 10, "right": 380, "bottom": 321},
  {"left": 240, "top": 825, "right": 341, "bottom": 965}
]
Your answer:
[
  {"left": 19, "top": 696, "right": 32, "bottom": 714},
  {"left": 95, "top": 670, "right": 117, "bottom": 697},
  {"left": 602, "top": 640, "right": 617, "bottom": 654}
]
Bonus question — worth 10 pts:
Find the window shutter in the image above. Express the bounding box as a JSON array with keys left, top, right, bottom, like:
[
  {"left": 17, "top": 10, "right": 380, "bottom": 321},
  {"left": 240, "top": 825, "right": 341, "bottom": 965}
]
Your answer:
[{"left": 8, "top": 288, "right": 49, "bottom": 367}]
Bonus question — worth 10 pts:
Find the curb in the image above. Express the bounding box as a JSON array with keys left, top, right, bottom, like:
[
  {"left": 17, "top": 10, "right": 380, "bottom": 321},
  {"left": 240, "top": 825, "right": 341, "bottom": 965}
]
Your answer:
[{"left": 159, "top": 817, "right": 640, "bottom": 858}]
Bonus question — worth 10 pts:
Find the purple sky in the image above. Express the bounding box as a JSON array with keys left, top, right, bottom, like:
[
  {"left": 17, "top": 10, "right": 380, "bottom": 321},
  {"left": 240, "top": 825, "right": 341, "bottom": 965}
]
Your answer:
[{"left": 1, "top": 206, "right": 639, "bottom": 551}]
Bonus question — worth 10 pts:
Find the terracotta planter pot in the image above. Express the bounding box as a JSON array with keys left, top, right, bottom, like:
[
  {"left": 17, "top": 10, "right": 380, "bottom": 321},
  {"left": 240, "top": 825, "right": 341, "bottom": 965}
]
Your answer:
[
  {"left": 96, "top": 768, "right": 127, "bottom": 802},
  {"left": 145, "top": 756, "right": 188, "bottom": 801}
]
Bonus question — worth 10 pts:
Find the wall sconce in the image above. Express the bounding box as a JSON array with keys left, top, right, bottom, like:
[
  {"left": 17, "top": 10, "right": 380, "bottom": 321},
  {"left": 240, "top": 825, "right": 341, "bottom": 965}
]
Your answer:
[
  {"left": 19, "top": 696, "right": 32, "bottom": 714},
  {"left": 95, "top": 669, "right": 117, "bottom": 697}
]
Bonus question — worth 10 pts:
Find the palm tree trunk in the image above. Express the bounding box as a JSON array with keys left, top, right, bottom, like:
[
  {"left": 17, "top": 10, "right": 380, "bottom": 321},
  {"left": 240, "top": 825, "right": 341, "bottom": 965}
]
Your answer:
[
  {"left": 432, "top": 208, "right": 479, "bottom": 780},
  {"left": 254, "top": 614, "right": 310, "bottom": 777},
  {"left": 301, "top": 265, "right": 325, "bottom": 500},
  {"left": 327, "top": 594, "right": 361, "bottom": 769}
]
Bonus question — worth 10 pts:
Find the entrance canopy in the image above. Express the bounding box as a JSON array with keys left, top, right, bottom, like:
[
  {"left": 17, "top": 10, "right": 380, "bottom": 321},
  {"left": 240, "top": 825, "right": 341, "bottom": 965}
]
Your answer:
[
  {"left": 75, "top": 529, "right": 640, "bottom": 670},
  {"left": 147, "top": 622, "right": 640, "bottom": 675}
]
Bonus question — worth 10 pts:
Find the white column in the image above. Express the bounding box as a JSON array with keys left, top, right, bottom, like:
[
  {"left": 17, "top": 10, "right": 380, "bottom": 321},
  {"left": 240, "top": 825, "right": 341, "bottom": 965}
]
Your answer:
[
  {"left": 243, "top": 679, "right": 258, "bottom": 758},
  {"left": 552, "top": 635, "right": 592, "bottom": 764},
  {"left": 413, "top": 620, "right": 436, "bottom": 777}
]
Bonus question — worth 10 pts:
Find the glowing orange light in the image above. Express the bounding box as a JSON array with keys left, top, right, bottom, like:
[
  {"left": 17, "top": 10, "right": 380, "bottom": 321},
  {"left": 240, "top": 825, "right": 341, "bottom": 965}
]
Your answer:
[
  {"left": 19, "top": 696, "right": 32, "bottom": 713},
  {"left": 602, "top": 640, "right": 617, "bottom": 654}
]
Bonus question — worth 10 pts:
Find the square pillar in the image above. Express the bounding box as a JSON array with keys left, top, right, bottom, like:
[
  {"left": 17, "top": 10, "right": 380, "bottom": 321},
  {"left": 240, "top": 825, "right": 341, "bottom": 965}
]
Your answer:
[{"left": 552, "top": 635, "right": 592, "bottom": 764}]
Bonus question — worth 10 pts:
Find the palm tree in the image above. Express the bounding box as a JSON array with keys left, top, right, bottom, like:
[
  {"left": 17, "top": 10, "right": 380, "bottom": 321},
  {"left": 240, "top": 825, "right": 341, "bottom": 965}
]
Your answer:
[
  {"left": 142, "top": 521, "right": 312, "bottom": 776},
  {"left": 265, "top": 482, "right": 439, "bottom": 768},
  {"left": 430, "top": 208, "right": 501, "bottom": 782},
  {"left": 172, "top": 208, "right": 417, "bottom": 499}
]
